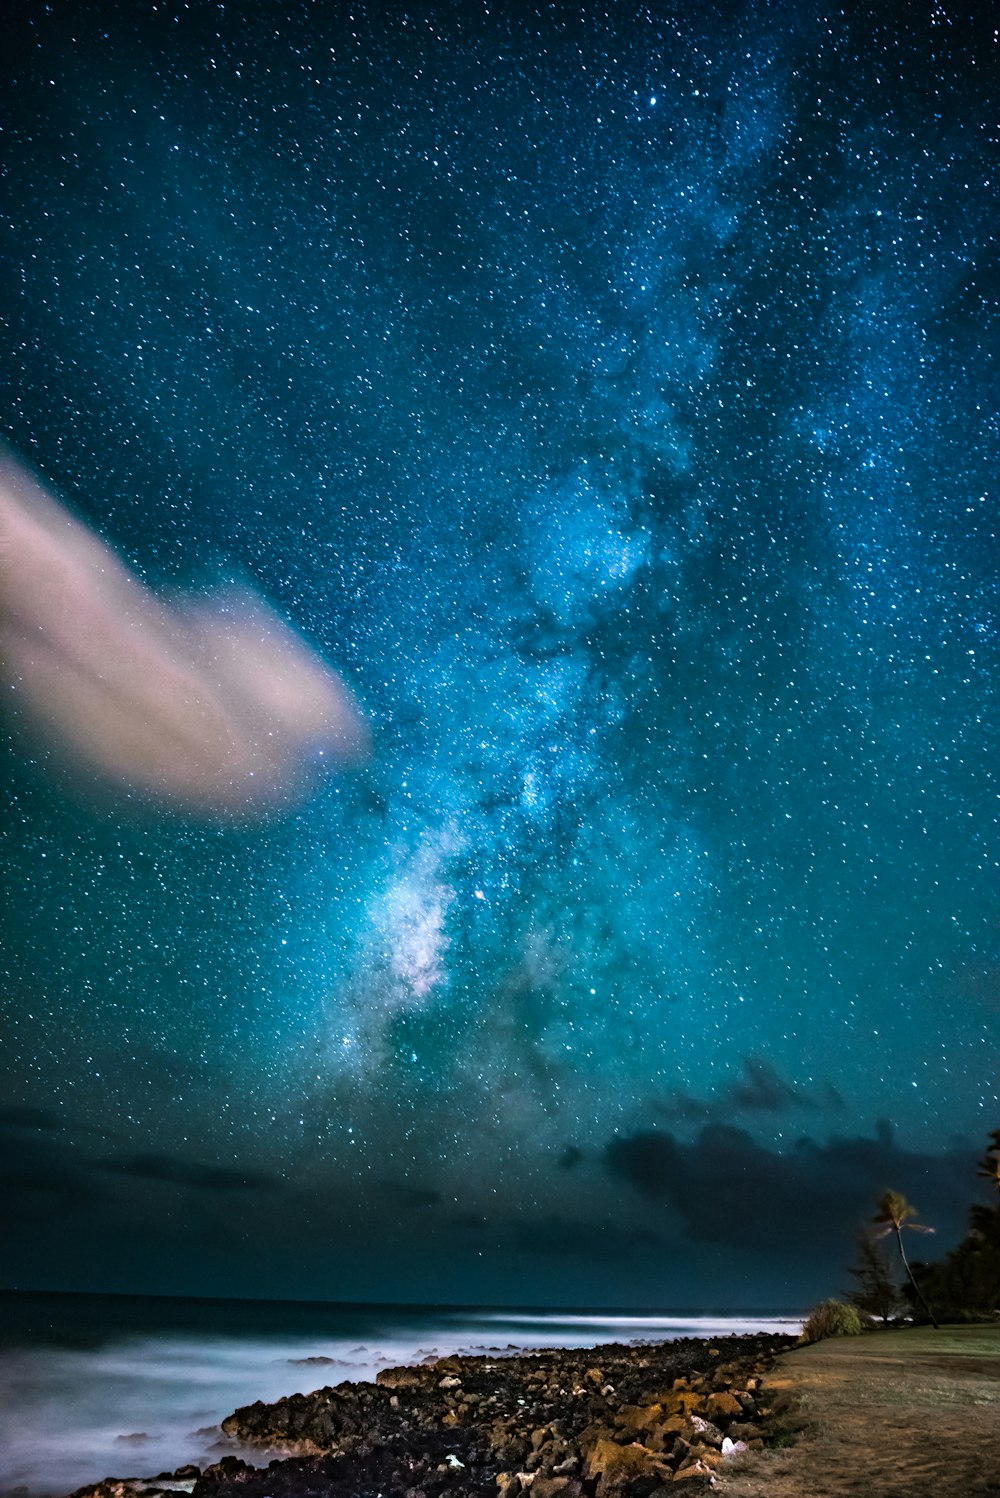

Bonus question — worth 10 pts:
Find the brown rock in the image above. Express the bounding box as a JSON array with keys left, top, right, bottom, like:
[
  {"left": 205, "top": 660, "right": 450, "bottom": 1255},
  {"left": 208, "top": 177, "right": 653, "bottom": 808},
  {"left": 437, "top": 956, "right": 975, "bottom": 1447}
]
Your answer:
[
  {"left": 376, "top": 1367, "right": 428, "bottom": 1389},
  {"left": 660, "top": 1414, "right": 692, "bottom": 1438},
  {"left": 502, "top": 1475, "right": 534, "bottom": 1494},
  {"left": 532, "top": 1436, "right": 571, "bottom": 1473},
  {"left": 663, "top": 1392, "right": 703, "bottom": 1418},
  {"left": 576, "top": 1422, "right": 617, "bottom": 1454},
  {"left": 672, "top": 1459, "right": 716, "bottom": 1486},
  {"left": 584, "top": 1439, "right": 671, "bottom": 1497},
  {"left": 704, "top": 1391, "right": 742, "bottom": 1420},
  {"left": 530, "top": 1480, "right": 572, "bottom": 1498},
  {"left": 615, "top": 1402, "right": 664, "bottom": 1436}
]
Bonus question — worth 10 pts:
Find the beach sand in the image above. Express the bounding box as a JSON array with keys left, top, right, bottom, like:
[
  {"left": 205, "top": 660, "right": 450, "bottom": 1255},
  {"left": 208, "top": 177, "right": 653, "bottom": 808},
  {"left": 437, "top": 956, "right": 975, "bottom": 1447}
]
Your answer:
[{"left": 718, "top": 1324, "right": 1000, "bottom": 1498}]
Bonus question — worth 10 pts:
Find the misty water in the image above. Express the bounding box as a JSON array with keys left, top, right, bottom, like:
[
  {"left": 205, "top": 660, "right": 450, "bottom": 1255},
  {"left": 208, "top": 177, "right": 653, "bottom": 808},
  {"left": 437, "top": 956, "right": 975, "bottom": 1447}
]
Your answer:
[{"left": 0, "top": 1294, "right": 802, "bottom": 1497}]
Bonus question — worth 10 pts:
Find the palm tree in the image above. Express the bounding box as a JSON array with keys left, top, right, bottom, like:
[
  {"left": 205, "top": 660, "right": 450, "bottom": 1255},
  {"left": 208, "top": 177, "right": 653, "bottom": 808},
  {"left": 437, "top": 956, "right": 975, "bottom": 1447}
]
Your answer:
[
  {"left": 976, "top": 1130, "right": 1000, "bottom": 1199},
  {"left": 873, "top": 1189, "right": 939, "bottom": 1328}
]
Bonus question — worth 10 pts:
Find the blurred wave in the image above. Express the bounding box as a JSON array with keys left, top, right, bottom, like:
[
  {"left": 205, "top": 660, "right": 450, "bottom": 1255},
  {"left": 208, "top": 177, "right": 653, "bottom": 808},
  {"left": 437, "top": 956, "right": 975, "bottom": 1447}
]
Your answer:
[{"left": 0, "top": 1300, "right": 803, "bottom": 1496}]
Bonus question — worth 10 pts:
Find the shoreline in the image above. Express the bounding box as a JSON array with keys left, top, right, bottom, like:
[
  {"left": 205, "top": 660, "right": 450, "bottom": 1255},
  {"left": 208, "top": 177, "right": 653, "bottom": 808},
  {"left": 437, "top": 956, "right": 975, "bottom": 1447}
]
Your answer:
[
  {"left": 67, "top": 1331, "right": 797, "bottom": 1497},
  {"left": 61, "top": 1324, "right": 1000, "bottom": 1498},
  {"left": 0, "top": 1304, "right": 802, "bottom": 1498}
]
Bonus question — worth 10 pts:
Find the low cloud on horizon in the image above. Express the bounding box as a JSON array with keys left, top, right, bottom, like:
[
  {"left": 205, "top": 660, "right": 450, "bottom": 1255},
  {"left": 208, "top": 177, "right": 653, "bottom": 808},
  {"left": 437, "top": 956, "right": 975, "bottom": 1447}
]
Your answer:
[{"left": 604, "top": 1120, "right": 980, "bottom": 1255}]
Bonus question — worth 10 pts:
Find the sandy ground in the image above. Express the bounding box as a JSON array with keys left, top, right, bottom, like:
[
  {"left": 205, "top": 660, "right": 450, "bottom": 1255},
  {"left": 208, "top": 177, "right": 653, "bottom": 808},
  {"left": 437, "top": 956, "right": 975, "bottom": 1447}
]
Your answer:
[{"left": 717, "top": 1325, "right": 1000, "bottom": 1498}]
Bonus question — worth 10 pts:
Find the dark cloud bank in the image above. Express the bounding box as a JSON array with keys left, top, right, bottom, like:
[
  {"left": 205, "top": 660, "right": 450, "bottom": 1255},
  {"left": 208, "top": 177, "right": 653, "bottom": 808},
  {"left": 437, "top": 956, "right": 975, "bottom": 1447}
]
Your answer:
[{"left": 0, "top": 1105, "right": 984, "bottom": 1307}]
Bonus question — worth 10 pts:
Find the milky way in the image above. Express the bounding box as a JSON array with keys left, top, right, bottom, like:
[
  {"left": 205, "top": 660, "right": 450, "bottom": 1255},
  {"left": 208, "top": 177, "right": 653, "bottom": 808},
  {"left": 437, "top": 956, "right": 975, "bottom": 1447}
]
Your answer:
[{"left": 1, "top": 1, "right": 997, "bottom": 1307}]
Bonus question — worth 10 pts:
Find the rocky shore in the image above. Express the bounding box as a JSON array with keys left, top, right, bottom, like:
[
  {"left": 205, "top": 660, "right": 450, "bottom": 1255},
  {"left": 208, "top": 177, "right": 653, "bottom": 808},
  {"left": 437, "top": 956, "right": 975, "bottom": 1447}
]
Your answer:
[{"left": 68, "top": 1332, "right": 798, "bottom": 1498}]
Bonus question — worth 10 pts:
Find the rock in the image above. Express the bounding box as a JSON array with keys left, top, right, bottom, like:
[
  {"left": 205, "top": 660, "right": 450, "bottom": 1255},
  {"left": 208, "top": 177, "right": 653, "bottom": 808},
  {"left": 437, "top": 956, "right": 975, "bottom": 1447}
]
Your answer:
[
  {"left": 672, "top": 1459, "right": 716, "bottom": 1485},
  {"left": 659, "top": 1414, "right": 692, "bottom": 1436},
  {"left": 70, "top": 1484, "right": 183, "bottom": 1498},
  {"left": 584, "top": 1438, "right": 671, "bottom": 1496},
  {"left": 198, "top": 1458, "right": 251, "bottom": 1482},
  {"left": 106, "top": 1332, "right": 795, "bottom": 1498},
  {"left": 704, "top": 1392, "right": 743, "bottom": 1421},
  {"left": 576, "top": 1422, "right": 617, "bottom": 1454},
  {"left": 615, "top": 1403, "right": 664, "bottom": 1437},
  {"left": 724, "top": 1422, "right": 760, "bottom": 1444},
  {"left": 663, "top": 1392, "right": 703, "bottom": 1418},
  {"left": 376, "top": 1367, "right": 428, "bottom": 1389},
  {"left": 530, "top": 1480, "right": 573, "bottom": 1498}
]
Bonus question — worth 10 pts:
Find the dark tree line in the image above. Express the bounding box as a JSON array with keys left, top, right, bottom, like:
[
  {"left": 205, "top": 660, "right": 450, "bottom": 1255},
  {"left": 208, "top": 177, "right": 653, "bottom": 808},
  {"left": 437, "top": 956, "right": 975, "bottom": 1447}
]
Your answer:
[{"left": 847, "top": 1131, "right": 1000, "bottom": 1325}]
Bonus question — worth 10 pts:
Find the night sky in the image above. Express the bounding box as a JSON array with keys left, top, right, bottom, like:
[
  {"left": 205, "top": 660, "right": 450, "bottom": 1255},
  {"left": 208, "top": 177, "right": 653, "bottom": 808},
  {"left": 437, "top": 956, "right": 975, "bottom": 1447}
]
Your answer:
[{"left": 1, "top": 0, "right": 997, "bottom": 1310}]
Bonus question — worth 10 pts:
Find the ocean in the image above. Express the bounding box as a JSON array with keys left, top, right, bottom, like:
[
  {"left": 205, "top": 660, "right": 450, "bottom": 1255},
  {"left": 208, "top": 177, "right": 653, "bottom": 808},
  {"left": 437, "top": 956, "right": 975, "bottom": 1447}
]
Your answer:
[{"left": 0, "top": 1291, "right": 803, "bottom": 1498}]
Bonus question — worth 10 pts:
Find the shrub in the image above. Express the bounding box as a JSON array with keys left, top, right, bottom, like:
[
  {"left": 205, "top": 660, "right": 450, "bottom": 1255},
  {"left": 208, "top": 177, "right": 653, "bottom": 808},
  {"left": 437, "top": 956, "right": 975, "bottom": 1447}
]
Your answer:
[{"left": 799, "top": 1298, "right": 865, "bottom": 1344}]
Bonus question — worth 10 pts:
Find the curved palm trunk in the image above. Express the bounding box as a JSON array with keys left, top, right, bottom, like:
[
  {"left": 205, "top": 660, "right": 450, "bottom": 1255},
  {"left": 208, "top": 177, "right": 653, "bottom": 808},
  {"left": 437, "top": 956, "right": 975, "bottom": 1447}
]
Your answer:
[{"left": 894, "top": 1225, "right": 939, "bottom": 1328}]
